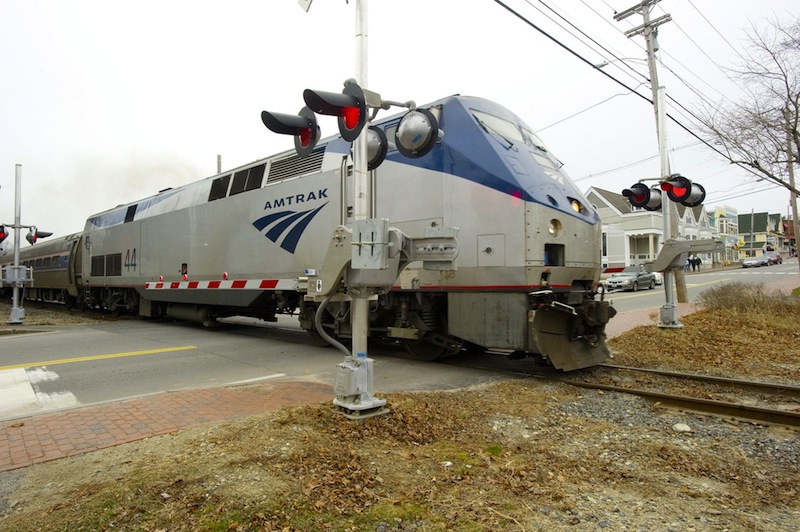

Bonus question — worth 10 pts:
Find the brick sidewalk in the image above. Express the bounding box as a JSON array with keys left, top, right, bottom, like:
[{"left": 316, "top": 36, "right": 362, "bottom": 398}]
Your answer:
[{"left": 0, "top": 380, "right": 333, "bottom": 472}]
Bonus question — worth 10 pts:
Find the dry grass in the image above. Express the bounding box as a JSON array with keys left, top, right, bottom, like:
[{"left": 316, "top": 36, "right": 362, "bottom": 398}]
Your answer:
[{"left": 609, "top": 282, "right": 800, "bottom": 381}]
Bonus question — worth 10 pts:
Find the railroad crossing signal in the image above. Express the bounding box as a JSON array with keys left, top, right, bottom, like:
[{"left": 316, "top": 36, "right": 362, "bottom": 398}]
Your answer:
[
  {"left": 622, "top": 175, "right": 704, "bottom": 211},
  {"left": 260, "top": 106, "right": 320, "bottom": 158},
  {"left": 261, "top": 81, "right": 442, "bottom": 169},
  {"left": 622, "top": 182, "right": 662, "bottom": 211},
  {"left": 660, "top": 175, "right": 705, "bottom": 207},
  {"left": 303, "top": 83, "right": 368, "bottom": 142},
  {"left": 26, "top": 227, "right": 52, "bottom": 245}
]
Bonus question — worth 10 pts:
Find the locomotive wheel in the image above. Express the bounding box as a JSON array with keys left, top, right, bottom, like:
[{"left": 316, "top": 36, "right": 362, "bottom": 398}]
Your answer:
[
  {"left": 402, "top": 331, "right": 462, "bottom": 361},
  {"left": 306, "top": 327, "right": 334, "bottom": 347},
  {"left": 402, "top": 338, "right": 447, "bottom": 361}
]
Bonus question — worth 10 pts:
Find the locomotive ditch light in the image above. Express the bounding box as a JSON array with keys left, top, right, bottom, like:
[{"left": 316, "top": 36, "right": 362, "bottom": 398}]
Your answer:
[
  {"left": 261, "top": 106, "right": 320, "bottom": 158},
  {"left": 622, "top": 183, "right": 662, "bottom": 211},
  {"left": 568, "top": 197, "right": 587, "bottom": 215},
  {"left": 303, "top": 82, "right": 368, "bottom": 142},
  {"left": 26, "top": 227, "right": 52, "bottom": 245},
  {"left": 366, "top": 126, "right": 388, "bottom": 170},
  {"left": 661, "top": 175, "right": 705, "bottom": 207},
  {"left": 395, "top": 108, "right": 440, "bottom": 158}
]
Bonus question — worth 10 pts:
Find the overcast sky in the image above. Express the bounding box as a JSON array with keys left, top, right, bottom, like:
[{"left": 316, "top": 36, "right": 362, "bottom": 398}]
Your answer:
[{"left": 1, "top": 0, "right": 798, "bottom": 242}]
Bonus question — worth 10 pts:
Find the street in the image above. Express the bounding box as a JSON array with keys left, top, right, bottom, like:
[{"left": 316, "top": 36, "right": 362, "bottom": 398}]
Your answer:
[{"left": 1, "top": 257, "right": 798, "bottom": 422}]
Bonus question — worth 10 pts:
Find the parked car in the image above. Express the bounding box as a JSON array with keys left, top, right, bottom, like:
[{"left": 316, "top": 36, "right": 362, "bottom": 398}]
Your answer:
[
  {"left": 653, "top": 271, "right": 663, "bottom": 285},
  {"left": 764, "top": 251, "right": 782, "bottom": 265},
  {"left": 742, "top": 255, "right": 770, "bottom": 268},
  {"left": 605, "top": 266, "right": 656, "bottom": 292}
]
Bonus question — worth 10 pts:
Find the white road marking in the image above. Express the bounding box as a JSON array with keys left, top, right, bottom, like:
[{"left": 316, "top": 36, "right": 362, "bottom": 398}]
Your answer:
[{"left": 0, "top": 366, "right": 79, "bottom": 420}]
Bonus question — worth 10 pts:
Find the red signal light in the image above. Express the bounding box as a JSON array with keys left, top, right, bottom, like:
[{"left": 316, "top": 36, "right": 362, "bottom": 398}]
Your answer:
[
  {"left": 622, "top": 183, "right": 662, "bottom": 211},
  {"left": 660, "top": 181, "right": 688, "bottom": 200},
  {"left": 661, "top": 176, "right": 705, "bottom": 207},
  {"left": 303, "top": 83, "right": 368, "bottom": 142},
  {"left": 342, "top": 106, "right": 361, "bottom": 131},
  {"left": 298, "top": 126, "right": 314, "bottom": 148},
  {"left": 260, "top": 106, "right": 320, "bottom": 158}
]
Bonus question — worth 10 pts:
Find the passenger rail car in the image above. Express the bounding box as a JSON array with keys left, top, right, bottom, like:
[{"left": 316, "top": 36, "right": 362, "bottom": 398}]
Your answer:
[
  {"left": 0, "top": 232, "right": 83, "bottom": 306},
  {"left": 1, "top": 95, "right": 615, "bottom": 370}
]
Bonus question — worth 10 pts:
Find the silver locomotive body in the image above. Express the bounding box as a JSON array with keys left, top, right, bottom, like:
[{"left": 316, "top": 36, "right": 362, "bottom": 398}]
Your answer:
[{"left": 19, "top": 96, "right": 614, "bottom": 370}]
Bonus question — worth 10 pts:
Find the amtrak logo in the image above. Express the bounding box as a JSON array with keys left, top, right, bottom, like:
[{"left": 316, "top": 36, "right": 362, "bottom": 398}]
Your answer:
[{"left": 252, "top": 202, "right": 327, "bottom": 253}]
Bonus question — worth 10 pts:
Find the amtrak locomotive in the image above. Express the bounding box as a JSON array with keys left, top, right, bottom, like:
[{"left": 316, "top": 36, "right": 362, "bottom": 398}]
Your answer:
[{"left": 1, "top": 95, "right": 616, "bottom": 370}]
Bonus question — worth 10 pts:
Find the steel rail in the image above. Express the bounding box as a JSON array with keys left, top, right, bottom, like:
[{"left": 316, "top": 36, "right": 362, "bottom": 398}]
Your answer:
[
  {"left": 598, "top": 364, "right": 800, "bottom": 397},
  {"left": 562, "top": 379, "right": 800, "bottom": 428}
]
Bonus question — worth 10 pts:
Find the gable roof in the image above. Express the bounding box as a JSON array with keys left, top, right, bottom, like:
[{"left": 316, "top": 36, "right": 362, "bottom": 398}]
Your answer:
[{"left": 587, "top": 186, "right": 634, "bottom": 214}]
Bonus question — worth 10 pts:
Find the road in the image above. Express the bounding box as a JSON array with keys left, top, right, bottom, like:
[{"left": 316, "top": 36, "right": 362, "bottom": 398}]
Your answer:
[
  {"left": 0, "top": 314, "right": 515, "bottom": 422},
  {"left": 604, "top": 258, "right": 799, "bottom": 313},
  {"left": 1, "top": 258, "right": 797, "bottom": 422}
]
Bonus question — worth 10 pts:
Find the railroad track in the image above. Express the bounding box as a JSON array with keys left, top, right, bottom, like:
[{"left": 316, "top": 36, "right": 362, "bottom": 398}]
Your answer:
[{"left": 561, "top": 364, "right": 800, "bottom": 428}]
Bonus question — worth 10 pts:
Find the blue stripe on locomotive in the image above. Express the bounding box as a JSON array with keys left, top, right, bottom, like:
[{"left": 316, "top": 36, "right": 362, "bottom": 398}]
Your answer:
[{"left": 328, "top": 95, "right": 599, "bottom": 224}]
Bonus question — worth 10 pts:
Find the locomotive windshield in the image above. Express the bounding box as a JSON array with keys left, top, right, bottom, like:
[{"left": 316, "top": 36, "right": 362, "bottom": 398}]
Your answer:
[
  {"left": 472, "top": 110, "right": 547, "bottom": 152},
  {"left": 472, "top": 109, "right": 567, "bottom": 185}
]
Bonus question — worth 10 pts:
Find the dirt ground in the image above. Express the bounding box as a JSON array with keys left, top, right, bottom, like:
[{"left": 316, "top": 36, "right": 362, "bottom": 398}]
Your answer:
[{"left": 1, "top": 289, "right": 799, "bottom": 531}]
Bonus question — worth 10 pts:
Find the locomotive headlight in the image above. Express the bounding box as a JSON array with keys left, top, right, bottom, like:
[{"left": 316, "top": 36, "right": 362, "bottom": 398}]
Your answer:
[
  {"left": 569, "top": 197, "right": 587, "bottom": 215},
  {"left": 547, "top": 219, "right": 562, "bottom": 237}
]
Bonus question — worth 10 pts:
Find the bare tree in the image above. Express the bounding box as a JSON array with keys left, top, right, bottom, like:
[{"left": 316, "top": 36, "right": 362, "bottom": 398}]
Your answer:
[{"left": 697, "top": 15, "right": 800, "bottom": 267}]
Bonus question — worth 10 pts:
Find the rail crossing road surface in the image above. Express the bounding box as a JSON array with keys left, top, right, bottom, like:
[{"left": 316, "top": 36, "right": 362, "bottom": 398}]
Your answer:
[{"left": 0, "top": 315, "right": 510, "bottom": 422}]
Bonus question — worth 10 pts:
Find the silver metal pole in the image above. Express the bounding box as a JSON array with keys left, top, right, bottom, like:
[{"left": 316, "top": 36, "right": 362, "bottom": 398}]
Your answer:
[
  {"left": 351, "top": 0, "right": 369, "bottom": 360},
  {"left": 9, "top": 164, "right": 24, "bottom": 324}
]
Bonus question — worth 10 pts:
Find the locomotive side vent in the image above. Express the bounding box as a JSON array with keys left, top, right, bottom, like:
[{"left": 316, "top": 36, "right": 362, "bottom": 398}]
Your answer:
[{"left": 267, "top": 147, "right": 324, "bottom": 183}]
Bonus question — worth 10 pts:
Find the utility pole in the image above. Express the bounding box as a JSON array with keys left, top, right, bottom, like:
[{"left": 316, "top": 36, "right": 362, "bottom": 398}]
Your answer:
[
  {"left": 615, "top": 0, "right": 687, "bottom": 328},
  {"left": 784, "top": 105, "right": 800, "bottom": 273}
]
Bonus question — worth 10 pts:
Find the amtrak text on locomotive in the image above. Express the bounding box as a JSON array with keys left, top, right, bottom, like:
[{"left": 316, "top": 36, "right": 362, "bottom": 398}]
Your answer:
[{"left": 264, "top": 189, "right": 328, "bottom": 210}]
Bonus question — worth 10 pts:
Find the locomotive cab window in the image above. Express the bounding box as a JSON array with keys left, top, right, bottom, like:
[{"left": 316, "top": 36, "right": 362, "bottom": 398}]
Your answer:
[
  {"left": 208, "top": 174, "right": 231, "bottom": 201},
  {"left": 472, "top": 110, "right": 524, "bottom": 146}
]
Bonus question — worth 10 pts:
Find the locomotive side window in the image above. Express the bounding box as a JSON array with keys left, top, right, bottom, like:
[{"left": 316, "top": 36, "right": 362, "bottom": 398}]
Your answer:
[
  {"left": 229, "top": 170, "right": 247, "bottom": 196},
  {"left": 124, "top": 205, "right": 137, "bottom": 223},
  {"left": 229, "top": 170, "right": 249, "bottom": 196},
  {"left": 208, "top": 174, "right": 231, "bottom": 201},
  {"left": 245, "top": 164, "right": 266, "bottom": 191}
]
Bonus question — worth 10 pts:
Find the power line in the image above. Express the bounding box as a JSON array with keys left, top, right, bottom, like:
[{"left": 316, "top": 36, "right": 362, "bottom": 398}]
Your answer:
[
  {"left": 538, "top": 86, "right": 644, "bottom": 131},
  {"left": 686, "top": 0, "right": 745, "bottom": 58},
  {"left": 492, "top": 0, "right": 797, "bottom": 195}
]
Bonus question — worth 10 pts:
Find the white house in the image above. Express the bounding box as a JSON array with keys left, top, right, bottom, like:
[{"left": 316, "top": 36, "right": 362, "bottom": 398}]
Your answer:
[{"left": 585, "top": 186, "right": 716, "bottom": 269}]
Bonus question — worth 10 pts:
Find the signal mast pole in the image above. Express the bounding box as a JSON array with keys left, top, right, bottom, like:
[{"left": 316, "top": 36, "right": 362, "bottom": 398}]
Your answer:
[
  {"left": 615, "top": 0, "right": 685, "bottom": 328},
  {"left": 351, "top": 0, "right": 371, "bottom": 366}
]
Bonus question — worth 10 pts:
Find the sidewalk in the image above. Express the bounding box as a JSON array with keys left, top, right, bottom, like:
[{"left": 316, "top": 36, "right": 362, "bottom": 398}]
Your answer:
[{"left": 0, "top": 380, "right": 332, "bottom": 473}]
